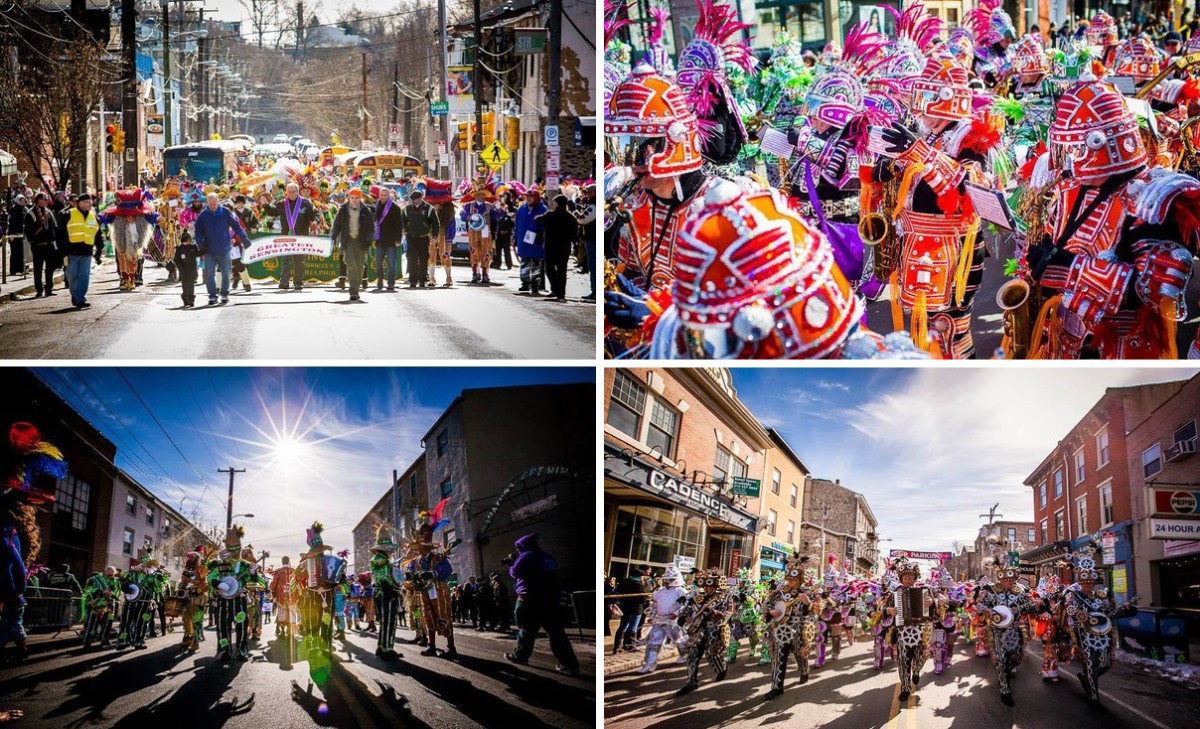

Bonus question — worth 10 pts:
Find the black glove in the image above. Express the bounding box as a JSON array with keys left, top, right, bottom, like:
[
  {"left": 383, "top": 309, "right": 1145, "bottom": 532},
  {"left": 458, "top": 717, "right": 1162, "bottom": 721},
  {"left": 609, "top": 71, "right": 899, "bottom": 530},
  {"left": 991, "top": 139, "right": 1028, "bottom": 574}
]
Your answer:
[
  {"left": 603, "top": 274, "right": 652, "bottom": 330},
  {"left": 93, "top": 252, "right": 102, "bottom": 265},
  {"left": 881, "top": 122, "right": 919, "bottom": 155}
]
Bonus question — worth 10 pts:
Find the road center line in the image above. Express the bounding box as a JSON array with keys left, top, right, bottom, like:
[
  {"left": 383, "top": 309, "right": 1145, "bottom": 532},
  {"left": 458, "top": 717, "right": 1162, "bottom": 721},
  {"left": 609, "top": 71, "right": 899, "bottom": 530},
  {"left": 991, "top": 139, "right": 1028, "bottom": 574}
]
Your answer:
[{"left": 1021, "top": 647, "right": 1171, "bottom": 729}]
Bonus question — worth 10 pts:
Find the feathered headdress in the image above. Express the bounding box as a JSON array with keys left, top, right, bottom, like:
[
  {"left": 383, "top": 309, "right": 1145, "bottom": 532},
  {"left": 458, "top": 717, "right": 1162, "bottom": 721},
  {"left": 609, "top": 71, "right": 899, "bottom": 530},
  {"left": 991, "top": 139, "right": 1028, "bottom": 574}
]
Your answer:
[
  {"left": 642, "top": 5, "right": 674, "bottom": 76},
  {"left": 965, "top": 0, "right": 1013, "bottom": 47},
  {"left": 865, "top": 1, "right": 944, "bottom": 103},
  {"left": 306, "top": 521, "right": 332, "bottom": 552},
  {"left": 4, "top": 423, "right": 67, "bottom": 505},
  {"left": 675, "top": 0, "right": 755, "bottom": 122}
]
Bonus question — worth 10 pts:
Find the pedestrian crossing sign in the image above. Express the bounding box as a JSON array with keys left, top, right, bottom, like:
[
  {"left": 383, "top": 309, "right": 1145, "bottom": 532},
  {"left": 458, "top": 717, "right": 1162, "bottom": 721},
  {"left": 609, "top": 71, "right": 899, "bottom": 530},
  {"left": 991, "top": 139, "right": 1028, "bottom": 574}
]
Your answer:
[{"left": 480, "top": 140, "right": 511, "bottom": 170}]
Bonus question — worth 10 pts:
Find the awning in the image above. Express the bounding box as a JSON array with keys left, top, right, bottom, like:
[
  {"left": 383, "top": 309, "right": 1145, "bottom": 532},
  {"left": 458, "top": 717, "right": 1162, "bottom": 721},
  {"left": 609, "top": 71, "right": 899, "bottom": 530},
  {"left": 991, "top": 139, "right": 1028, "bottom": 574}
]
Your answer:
[
  {"left": 1019, "top": 540, "right": 1073, "bottom": 567},
  {"left": 760, "top": 558, "right": 784, "bottom": 571},
  {"left": 574, "top": 117, "right": 595, "bottom": 147},
  {"left": 0, "top": 149, "right": 17, "bottom": 176}
]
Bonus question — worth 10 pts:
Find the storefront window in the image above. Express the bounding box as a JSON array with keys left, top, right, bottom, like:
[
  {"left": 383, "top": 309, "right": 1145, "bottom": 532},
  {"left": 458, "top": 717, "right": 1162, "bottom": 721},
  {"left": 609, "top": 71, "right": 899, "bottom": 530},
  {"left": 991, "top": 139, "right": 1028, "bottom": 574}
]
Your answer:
[
  {"left": 608, "top": 371, "right": 646, "bottom": 438},
  {"left": 608, "top": 503, "right": 705, "bottom": 579},
  {"left": 706, "top": 532, "right": 752, "bottom": 574}
]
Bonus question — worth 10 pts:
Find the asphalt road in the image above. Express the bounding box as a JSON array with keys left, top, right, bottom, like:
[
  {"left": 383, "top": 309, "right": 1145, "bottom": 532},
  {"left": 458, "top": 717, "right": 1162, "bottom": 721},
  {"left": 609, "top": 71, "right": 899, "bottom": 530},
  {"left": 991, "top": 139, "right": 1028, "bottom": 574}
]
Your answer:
[
  {"left": 0, "top": 259, "right": 595, "bottom": 360},
  {"left": 604, "top": 634, "right": 1200, "bottom": 729},
  {"left": 863, "top": 243, "right": 1200, "bottom": 358},
  {"left": 0, "top": 621, "right": 596, "bottom": 729}
]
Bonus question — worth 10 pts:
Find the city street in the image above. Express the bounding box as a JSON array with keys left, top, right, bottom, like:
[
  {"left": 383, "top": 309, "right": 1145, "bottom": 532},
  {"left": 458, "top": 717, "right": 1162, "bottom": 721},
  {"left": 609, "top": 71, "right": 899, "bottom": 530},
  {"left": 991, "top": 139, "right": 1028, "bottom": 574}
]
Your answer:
[
  {"left": 0, "top": 260, "right": 595, "bottom": 359},
  {"left": 604, "top": 637, "right": 1200, "bottom": 729},
  {"left": 0, "top": 622, "right": 595, "bottom": 729}
]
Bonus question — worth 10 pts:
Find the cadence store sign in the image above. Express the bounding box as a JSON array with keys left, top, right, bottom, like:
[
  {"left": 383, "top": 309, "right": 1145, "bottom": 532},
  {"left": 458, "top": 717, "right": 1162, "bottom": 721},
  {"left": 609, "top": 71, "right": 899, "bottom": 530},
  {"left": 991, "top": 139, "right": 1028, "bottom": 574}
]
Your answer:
[{"left": 606, "top": 448, "right": 757, "bottom": 533}]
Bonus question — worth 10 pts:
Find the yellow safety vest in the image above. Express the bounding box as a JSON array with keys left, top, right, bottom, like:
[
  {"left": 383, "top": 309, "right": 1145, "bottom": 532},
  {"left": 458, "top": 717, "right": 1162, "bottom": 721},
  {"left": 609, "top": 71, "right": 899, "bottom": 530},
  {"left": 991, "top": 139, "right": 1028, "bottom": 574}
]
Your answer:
[{"left": 66, "top": 208, "right": 99, "bottom": 244}]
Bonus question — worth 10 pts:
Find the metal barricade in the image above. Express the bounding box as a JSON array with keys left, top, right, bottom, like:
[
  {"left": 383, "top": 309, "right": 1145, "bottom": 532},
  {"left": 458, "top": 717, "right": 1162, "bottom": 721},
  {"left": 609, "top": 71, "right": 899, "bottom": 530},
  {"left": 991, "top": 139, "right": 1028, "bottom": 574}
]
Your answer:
[
  {"left": 570, "top": 590, "right": 595, "bottom": 640},
  {"left": 24, "top": 586, "right": 82, "bottom": 637}
]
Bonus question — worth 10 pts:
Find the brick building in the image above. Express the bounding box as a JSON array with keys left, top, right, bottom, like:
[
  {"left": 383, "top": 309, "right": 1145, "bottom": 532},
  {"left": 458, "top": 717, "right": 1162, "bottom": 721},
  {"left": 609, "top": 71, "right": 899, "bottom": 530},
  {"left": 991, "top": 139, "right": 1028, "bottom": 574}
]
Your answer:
[
  {"left": 798, "top": 478, "right": 879, "bottom": 577},
  {"left": 1021, "top": 381, "right": 1186, "bottom": 604},
  {"left": 1125, "top": 373, "right": 1200, "bottom": 611},
  {"left": 351, "top": 488, "right": 394, "bottom": 577},
  {"left": 756, "top": 428, "right": 809, "bottom": 580},
  {"left": 603, "top": 368, "right": 769, "bottom": 579}
]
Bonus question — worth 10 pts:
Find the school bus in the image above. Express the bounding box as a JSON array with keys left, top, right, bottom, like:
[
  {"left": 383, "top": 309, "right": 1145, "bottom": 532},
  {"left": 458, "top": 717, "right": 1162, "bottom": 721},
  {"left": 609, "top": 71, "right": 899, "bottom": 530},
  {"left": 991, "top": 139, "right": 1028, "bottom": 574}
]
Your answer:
[
  {"left": 352, "top": 153, "right": 424, "bottom": 180},
  {"left": 318, "top": 145, "right": 355, "bottom": 168}
]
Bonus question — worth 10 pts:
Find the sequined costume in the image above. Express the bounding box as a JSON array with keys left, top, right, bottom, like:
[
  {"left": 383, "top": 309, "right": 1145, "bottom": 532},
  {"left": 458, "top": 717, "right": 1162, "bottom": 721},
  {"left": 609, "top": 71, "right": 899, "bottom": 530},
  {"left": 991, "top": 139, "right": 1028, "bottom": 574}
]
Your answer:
[
  {"left": 676, "top": 568, "right": 733, "bottom": 696},
  {"left": 763, "top": 555, "right": 821, "bottom": 698}
]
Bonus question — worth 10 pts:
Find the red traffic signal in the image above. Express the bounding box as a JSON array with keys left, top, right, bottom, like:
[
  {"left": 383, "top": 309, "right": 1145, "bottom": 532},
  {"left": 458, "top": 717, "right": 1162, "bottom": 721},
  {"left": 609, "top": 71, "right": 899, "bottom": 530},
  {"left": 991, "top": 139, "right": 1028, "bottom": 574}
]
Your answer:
[{"left": 105, "top": 124, "right": 118, "bottom": 135}]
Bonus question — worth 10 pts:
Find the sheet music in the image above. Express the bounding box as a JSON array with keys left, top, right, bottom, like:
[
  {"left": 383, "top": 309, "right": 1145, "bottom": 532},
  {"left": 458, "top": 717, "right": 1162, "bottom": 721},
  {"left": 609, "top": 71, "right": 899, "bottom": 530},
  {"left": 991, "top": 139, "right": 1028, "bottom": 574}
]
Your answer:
[
  {"left": 966, "top": 183, "right": 1017, "bottom": 231},
  {"left": 759, "top": 126, "right": 795, "bottom": 159}
]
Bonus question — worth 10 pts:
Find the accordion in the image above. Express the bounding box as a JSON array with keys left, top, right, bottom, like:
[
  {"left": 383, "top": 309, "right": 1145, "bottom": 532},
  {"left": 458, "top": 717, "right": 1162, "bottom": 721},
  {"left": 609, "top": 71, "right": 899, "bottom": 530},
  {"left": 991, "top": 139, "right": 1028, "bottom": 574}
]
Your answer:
[
  {"left": 894, "top": 587, "right": 931, "bottom": 627},
  {"left": 320, "top": 554, "right": 347, "bottom": 586}
]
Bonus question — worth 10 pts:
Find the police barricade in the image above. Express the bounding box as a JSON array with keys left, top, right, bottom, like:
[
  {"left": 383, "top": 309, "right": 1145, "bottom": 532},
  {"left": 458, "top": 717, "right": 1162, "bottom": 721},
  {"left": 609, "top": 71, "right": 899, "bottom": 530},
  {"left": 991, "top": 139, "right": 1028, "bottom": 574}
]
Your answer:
[
  {"left": 570, "top": 590, "right": 595, "bottom": 641},
  {"left": 24, "top": 587, "right": 82, "bottom": 636}
]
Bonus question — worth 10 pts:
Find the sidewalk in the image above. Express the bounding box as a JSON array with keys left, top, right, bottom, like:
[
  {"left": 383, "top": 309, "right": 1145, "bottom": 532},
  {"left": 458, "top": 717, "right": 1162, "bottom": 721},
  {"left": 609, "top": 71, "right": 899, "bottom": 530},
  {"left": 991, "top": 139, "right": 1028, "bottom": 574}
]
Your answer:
[
  {"left": 0, "top": 259, "right": 120, "bottom": 305},
  {"left": 603, "top": 632, "right": 681, "bottom": 676}
]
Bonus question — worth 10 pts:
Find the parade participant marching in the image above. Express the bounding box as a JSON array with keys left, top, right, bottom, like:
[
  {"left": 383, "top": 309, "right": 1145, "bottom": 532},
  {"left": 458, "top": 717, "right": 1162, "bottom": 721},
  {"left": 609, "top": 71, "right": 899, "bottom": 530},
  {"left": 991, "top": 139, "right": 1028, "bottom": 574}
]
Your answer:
[
  {"left": 178, "top": 548, "right": 209, "bottom": 652},
  {"left": 402, "top": 578, "right": 426, "bottom": 646},
  {"left": 1062, "top": 545, "right": 1135, "bottom": 703},
  {"left": 330, "top": 188, "right": 376, "bottom": 302},
  {"left": 763, "top": 554, "right": 821, "bottom": 699},
  {"left": 973, "top": 554, "right": 1040, "bottom": 705},
  {"left": 1, "top": 422, "right": 67, "bottom": 664},
  {"left": 928, "top": 568, "right": 963, "bottom": 675},
  {"left": 635, "top": 565, "right": 688, "bottom": 674},
  {"left": 100, "top": 190, "right": 158, "bottom": 292},
  {"left": 885, "top": 558, "right": 934, "bottom": 703},
  {"left": 116, "top": 546, "right": 160, "bottom": 650},
  {"left": 208, "top": 525, "right": 252, "bottom": 663},
  {"left": 230, "top": 195, "right": 257, "bottom": 293},
  {"left": 270, "top": 555, "right": 297, "bottom": 644},
  {"left": 401, "top": 187, "right": 441, "bottom": 289},
  {"left": 80, "top": 566, "right": 120, "bottom": 649},
  {"left": 676, "top": 567, "right": 734, "bottom": 697},
  {"left": 461, "top": 185, "right": 494, "bottom": 284},
  {"left": 727, "top": 571, "right": 768, "bottom": 666},
  {"left": 401, "top": 511, "right": 458, "bottom": 659},
  {"left": 490, "top": 188, "right": 517, "bottom": 271},
  {"left": 241, "top": 545, "right": 268, "bottom": 643},
  {"left": 429, "top": 180, "right": 458, "bottom": 287},
  {"left": 1032, "top": 575, "right": 1067, "bottom": 681},
  {"left": 867, "top": 582, "right": 895, "bottom": 670},
  {"left": 373, "top": 186, "right": 404, "bottom": 290},
  {"left": 151, "top": 178, "right": 183, "bottom": 284},
  {"left": 194, "top": 192, "right": 252, "bottom": 306},
  {"left": 369, "top": 526, "right": 402, "bottom": 661},
  {"left": 868, "top": 55, "right": 1002, "bottom": 358},
  {"left": 261, "top": 183, "right": 317, "bottom": 290}
]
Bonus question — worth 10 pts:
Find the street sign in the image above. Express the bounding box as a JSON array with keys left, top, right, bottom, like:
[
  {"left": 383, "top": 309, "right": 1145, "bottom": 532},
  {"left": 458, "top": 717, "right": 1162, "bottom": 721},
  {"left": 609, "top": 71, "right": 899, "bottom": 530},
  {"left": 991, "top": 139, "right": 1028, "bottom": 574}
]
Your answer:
[
  {"left": 480, "top": 139, "right": 511, "bottom": 170},
  {"left": 125, "top": 148, "right": 135, "bottom": 162},
  {"left": 1101, "top": 530, "right": 1117, "bottom": 548},
  {"left": 546, "top": 148, "right": 560, "bottom": 173},
  {"left": 436, "top": 140, "right": 446, "bottom": 155},
  {"left": 544, "top": 125, "right": 559, "bottom": 147},
  {"left": 514, "top": 28, "right": 548, "bottom": 55},
  {"left": 438, "top": 153, "right": 451, "bottom": 168},
  {"left": 1149, "top": 517, "right": 1200, "bottom": 540},
  {"left": 430, "top": 101, "right": 449, "bottom": 116},
  {"left": 400, "top": 145, "right": 410, "bottom": 156},
  {"left": 729, "top": 549, "right": 742, "bottom": 576},
  {"left": 673, "top": 555, "right": 695, "bottom": 574},
  {"left": 888, "top": 550, "right": 953, "bottom": 562},
  {"left": 730, "top": 477, "right": 760, "bottom": 497},
  {"left": 545, "top": 173, "right": 560, "bottom": 190},
  {"left": 388, "top": 123, "right": 402, "bottom": 141},
  {"left": 1150, "top": 487, "right": 1200, "bottom": 516}
]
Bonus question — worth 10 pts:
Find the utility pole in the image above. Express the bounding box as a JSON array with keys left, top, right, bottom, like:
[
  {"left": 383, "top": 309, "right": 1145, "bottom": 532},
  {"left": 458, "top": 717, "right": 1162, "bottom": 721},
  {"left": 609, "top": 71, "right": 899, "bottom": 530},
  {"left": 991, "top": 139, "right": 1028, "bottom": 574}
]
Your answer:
[
  {"left": 219, "top": 466, "right": 246, "bottom": 531},
  {"left": 472, "top": 0, "right": 483, "bottom": 160},
  {"left": 122, "top": 0, "right": 138, "bottom": 185},
  {"left": 437, "top": 0, "right": 450, "bottom": 178},
  {"left": 161, "top": 1, "right": 171, "bottom": 147},
  {"left": 361, "top": 53, "right": 369, "bottom": 145},
  {"left": 196, "top": 8, "right": 209, "bottom": 140},
  {"left": 548, "top": 0, "right": 562, "bottom": 123},
  {"left": 391, "top": 59, "right": 399, "bottom": 151},
  {"left": 979, "top": 503, "right": 1002, "bottom": 527}
]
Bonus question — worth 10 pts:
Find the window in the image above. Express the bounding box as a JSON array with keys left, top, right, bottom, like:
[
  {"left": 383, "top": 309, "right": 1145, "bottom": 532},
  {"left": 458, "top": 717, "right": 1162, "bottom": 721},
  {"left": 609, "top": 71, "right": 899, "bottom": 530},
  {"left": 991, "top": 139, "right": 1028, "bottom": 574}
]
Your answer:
[
  {"left": 122, "top": 528, "right": 135, "bottom": 556},
  {"left": 1074, "top": 449, "right": 1086, "bottom": 484},
  {"left": 1007, "top": 527, "right": 1016, "bottom": 544},
  {"left": 436, "top": 429, "right": 449, "bottom": 458},
  {"left": 845, "top": 537, "right": 857, "bottom": 559},
  {"left": 772, "top": 468, "right": 782, "bottom": 495},
  {"left": 1053, "top": 468, "right": 1064, "bottom": 498},
  {"left": 786, "top": 520, "right": 795, "bottom": 544},
  {"left": 1054, "top": 510, "right": 1065, "bottom": 540},
  {"left": 126, "top": 493, "right": 137, "bottom": 516},
  {"left": 1174, "top": 420, "right": 1197, "bottom": 445},
  {"left": 607, "top": 371, "right": 645, "bottom": 438},
  {"left": 440, "top": 478, "right": 453, "bottom": 498},
  {"left": 1039, "top": 482, "right": 1047, "bottom": 507},
  {"left": 1040, "top": 519, "right": 1048, "bottom": 545},
  {"left": 146, "top": 507, "right": 154, "bottom": 527},
  {"left": 767, "top": 509, "right": 777, "bottom": 537},
  {"left": 162, "top": 518, "right": 171, "bottom": 535},
  {"left": 713, "top": 445, "right": 747, "bottom": 485},
  {"left": 1027, "top": 528, "right": 1036, "bottom": 544},
  {"left": 1077, "top": 496, "right": 1088, "bottom": 535},
  {"left": 409, "top": 474, "right": 417, "bottom": 500},
  {"left": 54, "top": 474, "right": 91, "bottom": 531},
  {"left": 790, "top": 484, "right": 799, "bottom": 509},
  {"left": 1097, "top": 429, "right": 1110, "bottom": 466},
  {"left": 1100, "top": 484, "right": 1114, "bottom": 526},
  {"left": 646, "top": 397, "right": 679, "bottom": 458},
  {"left": 143, "top": 535, "right": 152, "bottom": 548},
  {"left": 1143, "top": 443, "right": 1162, "bottom": 480}
]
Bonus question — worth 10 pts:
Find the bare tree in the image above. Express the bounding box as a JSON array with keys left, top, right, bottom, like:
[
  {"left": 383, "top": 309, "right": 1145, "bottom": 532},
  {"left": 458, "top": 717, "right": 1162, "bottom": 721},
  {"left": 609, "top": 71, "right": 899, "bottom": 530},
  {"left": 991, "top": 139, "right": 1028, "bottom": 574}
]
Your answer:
[
  {"left": 0, "top": 39, "right": 110, "bottom": 192},
  {"left": 240, "top": 0, "right": 282, "bottom": 49}
]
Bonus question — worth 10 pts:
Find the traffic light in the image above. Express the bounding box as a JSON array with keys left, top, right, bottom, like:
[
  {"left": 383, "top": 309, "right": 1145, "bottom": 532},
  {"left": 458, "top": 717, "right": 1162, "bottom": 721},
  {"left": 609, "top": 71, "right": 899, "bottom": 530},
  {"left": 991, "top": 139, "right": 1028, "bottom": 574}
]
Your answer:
[
  {"left": 506, "top": 116, "right": 520, "bottom": 150},
  {"left": 481, "top": 111, "right": 495, "bottom": 144},
  {"left": 456, "top": 122, "right": 469, "bottom": 151},
  {"left": 472, "top": 132, "right": 483, "bottom": 152},
  {"left": 105, "top": 124, "right": 118, "bottom": 154},
  {"left": 114, "top": 130, "right": 126, "bottom": 154}
]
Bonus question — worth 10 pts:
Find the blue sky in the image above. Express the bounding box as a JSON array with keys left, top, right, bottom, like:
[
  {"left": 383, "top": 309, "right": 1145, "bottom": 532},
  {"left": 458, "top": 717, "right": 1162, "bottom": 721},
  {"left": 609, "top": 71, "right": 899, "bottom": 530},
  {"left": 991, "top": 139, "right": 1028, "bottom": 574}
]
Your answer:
[
  {"left": 34, "top": 367, "right": 592, "bottom": 563},
  {"left": 729, "top": 367, "right": 1200, "bottom": 554}
]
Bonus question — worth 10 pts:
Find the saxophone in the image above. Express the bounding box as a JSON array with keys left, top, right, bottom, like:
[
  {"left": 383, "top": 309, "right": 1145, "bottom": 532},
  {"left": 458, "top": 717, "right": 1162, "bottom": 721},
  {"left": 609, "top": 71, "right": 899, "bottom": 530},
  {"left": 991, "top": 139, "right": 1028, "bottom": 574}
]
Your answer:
[
  {"left": 1178, "top": 117, "right": 1200, "bottom": 176},
  {"left": 867, "top": 161, "right": 902, "bottom": 280}
]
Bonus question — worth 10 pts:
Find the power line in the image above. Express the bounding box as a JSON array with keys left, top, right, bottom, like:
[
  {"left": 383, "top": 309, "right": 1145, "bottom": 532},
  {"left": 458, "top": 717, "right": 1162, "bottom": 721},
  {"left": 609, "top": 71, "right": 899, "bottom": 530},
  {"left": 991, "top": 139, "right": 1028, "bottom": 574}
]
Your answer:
[{"left": 115, "top": 368, "right": 216, "bottom": 494}]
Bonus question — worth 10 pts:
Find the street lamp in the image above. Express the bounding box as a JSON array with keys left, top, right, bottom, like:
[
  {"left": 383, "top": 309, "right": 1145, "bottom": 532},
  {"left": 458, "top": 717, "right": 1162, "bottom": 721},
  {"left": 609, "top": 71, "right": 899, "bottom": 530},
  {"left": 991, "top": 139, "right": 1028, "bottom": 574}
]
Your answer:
[{"left": 231, "top": 513, "right": 255, "bottom": 520}]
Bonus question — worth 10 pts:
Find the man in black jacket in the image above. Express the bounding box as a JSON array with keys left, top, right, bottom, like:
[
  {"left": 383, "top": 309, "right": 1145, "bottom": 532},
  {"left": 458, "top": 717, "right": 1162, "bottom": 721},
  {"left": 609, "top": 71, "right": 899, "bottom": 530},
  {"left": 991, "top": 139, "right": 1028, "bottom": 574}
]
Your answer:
[
  {"left": 7, "top": 194, "right": 28, "bottom": 276},
  {"left": 261, "top": 183, "right": 317, "bottom": 290},
  {"left": 25, "top": 193, "right": 58, "bottom": 298},
  {"left": 329, "top": 189, "right": 376, "bottom": 301},
  {"left": 373, "top": 187, "right": 404, "bottom": 290},
  {"left": 401, "top": 190, "right": 440, "bottom": 288},
  {"left": 536, "top": 195, "right": 578, "bottom": 302}
]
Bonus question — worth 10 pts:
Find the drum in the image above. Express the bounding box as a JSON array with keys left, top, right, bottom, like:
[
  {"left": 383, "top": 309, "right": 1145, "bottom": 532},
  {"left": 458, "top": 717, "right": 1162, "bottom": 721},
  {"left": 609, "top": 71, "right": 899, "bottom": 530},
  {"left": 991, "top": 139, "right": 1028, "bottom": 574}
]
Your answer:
[
  {"left": 122, "top": 583, "right": 140, "bottom": 601},
  {"left": 217, "top": 576, "right": 240, "bottom": 599},
  {"left": 1086, "top": 611, "right": 1112, "bottom": 635},
  {"left": 163, "top": 595, "right": 188, "bottom": 617},
  {"left": 990, "top": 605, "right": 1014, "bottom": 628},
  {"left": 468, "top": 213, "right": 486, "bottom": 231}
]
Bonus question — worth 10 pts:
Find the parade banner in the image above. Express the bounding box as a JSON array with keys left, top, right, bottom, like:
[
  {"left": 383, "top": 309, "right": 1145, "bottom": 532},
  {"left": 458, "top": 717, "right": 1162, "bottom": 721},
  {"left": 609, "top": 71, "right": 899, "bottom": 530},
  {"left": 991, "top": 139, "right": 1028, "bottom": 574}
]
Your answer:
[
  {"left": 447, "top": 65, "right": 474, "bottom": 115},
  {"left": 241, "top": 235, "right": 332, "bottom": 264},
  {"left": 889, "top": 549, "right": 952, "bottom": 562}
]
